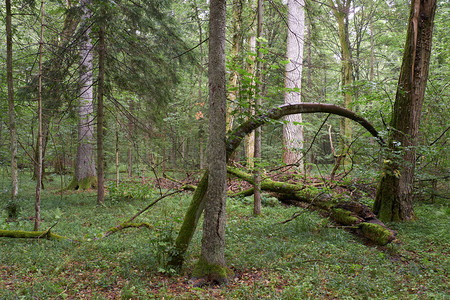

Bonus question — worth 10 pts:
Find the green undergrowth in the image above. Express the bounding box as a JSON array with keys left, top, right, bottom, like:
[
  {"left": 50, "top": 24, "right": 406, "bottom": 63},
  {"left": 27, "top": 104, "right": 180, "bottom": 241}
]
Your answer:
[{"left": 0, "top": 173, "right": 448, "bottom": 299}]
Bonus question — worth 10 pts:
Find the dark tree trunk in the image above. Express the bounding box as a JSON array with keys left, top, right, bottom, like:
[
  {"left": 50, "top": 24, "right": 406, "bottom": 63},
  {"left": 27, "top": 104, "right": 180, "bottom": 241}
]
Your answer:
[
  {"left": 253, "top": 0, "right": 264, "bottom": 216},
  {"left": 374, "top": 0, "right": 437, "bottom": 222},
  {"left": 6, "top": 0, "right": 18, "bottom": 202},
  {"left": 97, "top": 11, "right": 106, "bottom": 206},
  {"left": 193, "top": 0, "right": 231, "bottom": 284},
  {"left": 35, "top": 0, "right": 44, "bottom": 231}
]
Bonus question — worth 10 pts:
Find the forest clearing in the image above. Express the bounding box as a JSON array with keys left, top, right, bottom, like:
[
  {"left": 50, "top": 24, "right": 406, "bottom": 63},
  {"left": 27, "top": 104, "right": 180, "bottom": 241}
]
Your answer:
[
  {"left": 0, "top": 172, "right": 448, "bottom": 299},
  {"left": 1, "top": 0, "right": 449, "bottom": 298}
]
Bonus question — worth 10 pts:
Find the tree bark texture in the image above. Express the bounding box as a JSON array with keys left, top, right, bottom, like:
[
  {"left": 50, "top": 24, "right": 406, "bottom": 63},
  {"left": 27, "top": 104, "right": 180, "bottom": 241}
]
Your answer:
[
  {"left": 6, "top": 0, "right": 18, "bottom": 200},
  {"left": 194, "top": 0, "right": 230, "bottom": 283},
  {"left": 35, "top": 0, "right": 44, "bottom": 231},
  {"left": 226, "top": 0, "right": 243, "bottom": 133},
  {"left": 245, "top": 34, "right": 256, "bottom": 168},
  {"left": 253, "top": 0, "right": 264, "bottom": 216},
  {"left": 374, "top": 0, "right": 437, "bottom": 222},
  {"left": 97, "top": 12, "right": 106, "bottom": 205},
  {"left": 69, "top": 0, "right": 97, "bottom": 190},
  {"left": 329, "top": 0, "right": 353, "bottom": 163},
  {"left": 283, "top": 0, "right": 305, "bottom": 168}
]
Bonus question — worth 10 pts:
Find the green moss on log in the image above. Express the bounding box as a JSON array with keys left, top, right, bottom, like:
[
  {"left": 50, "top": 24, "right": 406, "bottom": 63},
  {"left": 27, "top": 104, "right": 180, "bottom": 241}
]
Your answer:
[
  {"left": 169, "top": 171, "right": 209, "bottom": 268},
  {"left": 0, "top": 229, "right": 71, "bottom": 241},
  {"left": 192, "top": 257, "right": 234, "bottom": 284},
  {"left": 331, "top": 208, "right": 360, "bottom": 225},
  {"left": 359, "top": 222, "right": 393, "bottom": 245}
]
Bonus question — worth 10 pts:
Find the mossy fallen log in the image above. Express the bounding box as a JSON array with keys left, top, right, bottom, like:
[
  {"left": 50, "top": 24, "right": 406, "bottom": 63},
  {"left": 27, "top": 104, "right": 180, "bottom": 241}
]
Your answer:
[
  {"left": 169, "top": 171, "right": 209, "bottom": 268},
  {"left": 0, "top": 229, "right": 72, "bottom": 241},
  {"left": 359, "top": 222, "right": 395, "bottom": 245},
  {"left": 230, "top": 168, "right": 396, "bottom": 246},
  {"left": 101, "top": 222, "right": 153, "bottom": 238}
]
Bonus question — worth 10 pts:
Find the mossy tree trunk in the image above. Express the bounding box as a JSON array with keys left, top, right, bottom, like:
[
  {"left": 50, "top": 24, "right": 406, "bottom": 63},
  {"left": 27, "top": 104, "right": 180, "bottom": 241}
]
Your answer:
[
  {"left": 328, "top": 0, "right": 353, "bottom": 169},
  {"left": 374, "top": 0, "right": 437, "bottom": 222}
]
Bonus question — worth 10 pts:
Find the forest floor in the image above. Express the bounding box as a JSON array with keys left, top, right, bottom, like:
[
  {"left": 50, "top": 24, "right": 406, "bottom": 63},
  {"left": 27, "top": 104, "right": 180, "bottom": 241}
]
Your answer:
[{"left": 0, "top": 170, "right": 448, "bottom": 299}]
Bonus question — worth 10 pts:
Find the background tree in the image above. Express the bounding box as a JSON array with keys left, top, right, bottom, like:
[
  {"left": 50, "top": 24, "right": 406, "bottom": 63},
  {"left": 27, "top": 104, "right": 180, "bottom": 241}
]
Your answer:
[
  {"left": 67, "top": 0, "right": 97, "bottom": 190},
  {"left": 6, "top": 0, "right": 19, "bottom": 213},
  {"left": 283, "top": 0, "right": 306, "bottom": 169},
  {"left": 328, "top": 0, "right": 354, "bottom": 171}
]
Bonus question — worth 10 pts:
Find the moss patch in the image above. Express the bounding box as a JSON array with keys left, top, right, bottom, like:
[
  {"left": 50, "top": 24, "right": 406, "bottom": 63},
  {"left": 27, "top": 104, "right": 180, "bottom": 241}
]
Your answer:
[
  {"left": 331, "top": 208, "right": 359, "bottom": 225},
  {"left": 66, "top": 176, "right": 97, "bottom": 190},
  {"left": 170, "top": 171, "right": 209, "bottom": 268},
  {"left": 192, "top": 257, "right": 234, "bottom": 284},
  {"left": 359, "top": 222, "right": 393, "bottom": 245}
]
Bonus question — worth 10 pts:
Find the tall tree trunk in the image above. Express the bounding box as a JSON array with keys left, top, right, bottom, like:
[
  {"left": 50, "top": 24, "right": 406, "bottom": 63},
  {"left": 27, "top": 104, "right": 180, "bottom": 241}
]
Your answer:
[
  {"left": 226, "top": 0, "right": 243, "bottom": 133},
  {"left": 115, "top": 115, "right": 120, "bottom": 187},
  {"left": 370, "top": 16, "right": 374, "bottom": 82},
  {"left": 35, "top": 0, "right": 44, "bottom": 231},
  {"left": 193, "top": 0, "right": 231, "bottom": 283},
  {"left": 283, "top": 0, "right": 305, "bottom": 170},
  {"left": 329, "top": 0, "right": 353, "bottom": 169},
  {"left": 253, "top": 0, "right": 264, "bottom": 216},
  {"left": 195, "top": 3, "right": 205, "bottom": 170},
  {"left": 374, "top": 0, "right": 437, "bottom": 222},
  {"left": 6, "top": 0, "right": 18, "bottom": 202},
  {"left": 68, "top": 0, "right": 97, "bottom": 190},
  {"left": 127, "top": 100, "right": 134, "bottom": 178},
  {"left": 97, "top": 10, "right": 106, "bottom": 205},
  {"left": 245, "top": 34, "right": 256, "bottom": 168}
]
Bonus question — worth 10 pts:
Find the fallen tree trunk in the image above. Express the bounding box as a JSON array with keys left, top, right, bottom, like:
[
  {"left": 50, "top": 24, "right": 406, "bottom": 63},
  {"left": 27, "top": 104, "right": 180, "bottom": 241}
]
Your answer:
[
  {"left": 170, "top": 103, "right": 385, "bottom": 268},
  {"left": 229, "top": 168, "right": 396, "bottom": 245},
  {"left": 0, "top": 228, "right": 73, "bottom": 241}
]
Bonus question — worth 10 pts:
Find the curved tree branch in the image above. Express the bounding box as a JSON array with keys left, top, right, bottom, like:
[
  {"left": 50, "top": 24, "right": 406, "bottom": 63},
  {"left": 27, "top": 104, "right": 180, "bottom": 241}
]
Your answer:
[{"left": 226, "top": 103, "right": 383, "bottom": 160}]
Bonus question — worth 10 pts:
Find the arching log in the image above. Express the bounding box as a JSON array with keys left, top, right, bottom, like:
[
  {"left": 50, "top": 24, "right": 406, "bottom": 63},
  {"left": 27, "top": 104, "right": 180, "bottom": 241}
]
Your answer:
[{"left": 170, "top": 103, "right": 383, "bottom": 268}]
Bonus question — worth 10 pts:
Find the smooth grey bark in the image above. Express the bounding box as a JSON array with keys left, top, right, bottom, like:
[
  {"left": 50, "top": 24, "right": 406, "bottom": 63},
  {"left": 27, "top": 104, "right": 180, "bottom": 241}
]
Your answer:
[
  {"left": 70, "top": 0, "right": 96, "bottom": 189},
  {"left": 195, "top": 0, "right": 229, "bottom": 282},
  {"left": 283, "top": 0, "right": 306, "bottom": 168},
  {"left": 6, "top": 0, "right": 18, "bottom": 201}
]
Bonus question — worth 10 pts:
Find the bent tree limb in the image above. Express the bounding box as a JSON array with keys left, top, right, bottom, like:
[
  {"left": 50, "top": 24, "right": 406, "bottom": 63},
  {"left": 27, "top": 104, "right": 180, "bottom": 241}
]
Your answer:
[{"left": 170, "top": 103, "right": 383, "bottom": 268}]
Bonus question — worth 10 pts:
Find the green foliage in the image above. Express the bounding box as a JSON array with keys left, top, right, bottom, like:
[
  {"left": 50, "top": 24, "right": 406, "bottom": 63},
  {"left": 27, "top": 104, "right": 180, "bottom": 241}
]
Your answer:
[
  {"left": 149, "top": 224, "right": 179, "bottom": 275},
  {"left": 106, "top": 180, "right": 156, "bottom": 202}
]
